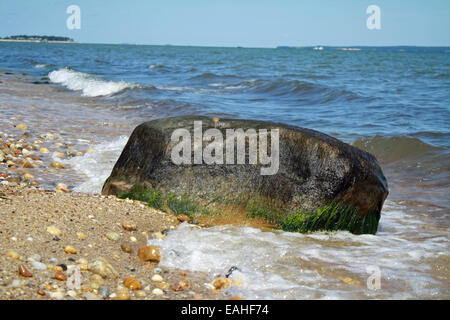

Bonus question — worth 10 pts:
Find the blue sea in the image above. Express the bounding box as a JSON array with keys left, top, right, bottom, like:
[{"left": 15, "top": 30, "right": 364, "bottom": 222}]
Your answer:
[{"left": 0, "top": 43, "right": 448, "bottom": 299}]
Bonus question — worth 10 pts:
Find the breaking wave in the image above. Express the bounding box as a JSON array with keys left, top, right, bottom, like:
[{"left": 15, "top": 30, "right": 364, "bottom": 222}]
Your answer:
[{"left": 48, "top": 67, "right": 138, "bottom": 97}]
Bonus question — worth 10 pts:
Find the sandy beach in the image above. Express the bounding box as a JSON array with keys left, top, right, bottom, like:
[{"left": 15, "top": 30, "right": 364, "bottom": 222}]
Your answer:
[{"left": 0, "top": 183, "right": 239, "bottom": 300}]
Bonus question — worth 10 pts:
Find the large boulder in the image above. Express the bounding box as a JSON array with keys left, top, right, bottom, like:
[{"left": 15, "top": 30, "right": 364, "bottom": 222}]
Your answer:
[{"left": 103, "top": 116, "right": 388, "bottom": 234}]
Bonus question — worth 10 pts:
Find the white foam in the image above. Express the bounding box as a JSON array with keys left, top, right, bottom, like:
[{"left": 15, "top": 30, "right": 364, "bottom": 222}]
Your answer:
[
  {"left": 48, "top": 68, "right": 137, "bottom": 97},
  {"left": 58, "top": 136, "right": 129, "bottom": 193},
  {"left": 146, "top": 201, "right": 449, "bottom": 299},
  {"left": 34, "top": 64, "right": 50, "bottom": 69}
]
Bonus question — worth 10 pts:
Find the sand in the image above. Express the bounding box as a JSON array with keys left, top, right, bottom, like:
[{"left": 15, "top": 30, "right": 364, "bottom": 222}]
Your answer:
[{"left": 0, "top": 184, "right": 229, "bottom": 300}]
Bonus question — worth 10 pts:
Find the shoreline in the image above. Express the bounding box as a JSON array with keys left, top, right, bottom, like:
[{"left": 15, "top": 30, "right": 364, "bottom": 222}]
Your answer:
[{"left": 0, "top": 39, "right": 79, "bottom": 44}]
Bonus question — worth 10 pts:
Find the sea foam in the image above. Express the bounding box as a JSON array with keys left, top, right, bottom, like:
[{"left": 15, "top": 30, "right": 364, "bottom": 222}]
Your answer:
[
  {"left": 58, "top": 136, "right": 129, "bottom": 193},
  {"left": 49, "top": 67, "right": 136, "bottom": 97}
]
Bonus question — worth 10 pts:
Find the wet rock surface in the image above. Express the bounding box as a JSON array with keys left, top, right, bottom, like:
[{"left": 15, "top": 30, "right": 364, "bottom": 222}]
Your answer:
[{"left": 103, "top": 116, "right": 388, "bottom": 232}]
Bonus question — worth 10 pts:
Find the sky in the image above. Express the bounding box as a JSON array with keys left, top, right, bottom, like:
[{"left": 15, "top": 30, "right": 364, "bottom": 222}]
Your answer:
[{"left": 0, "top": 0, "right": 449, "bottom": 47}]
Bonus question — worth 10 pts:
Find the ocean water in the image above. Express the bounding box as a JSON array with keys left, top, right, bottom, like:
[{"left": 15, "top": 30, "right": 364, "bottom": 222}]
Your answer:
[{"left": 0, "top": 43, "right": 448, "bottom": 299}]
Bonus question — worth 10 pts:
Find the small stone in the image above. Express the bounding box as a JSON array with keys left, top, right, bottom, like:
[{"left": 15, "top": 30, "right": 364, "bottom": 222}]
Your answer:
[
  {"left": 47, "top": 226, "right": 62, "bottom": 237},
  {"left": 18, "top": 264, "right": 32, "bottom": 277},
  {"left": 76, "top": 232, "right": 87, "bottom": 239},
  {"left": 152, "top": 288, "right": 164, "bottom": 296},
  {"left": 123, "top": 278, "right": 142, "bottom": 290},
  {"left": 23, "top": 173, "right": 34, "bottom": 180},
  {"left": 120, "top": 243, "right": 132, "bottom": 253},
  {"left": 7, "top": 250, "right": 20, "bottom": 260},
  {"left": 177, "top": 214, "right": 190, "bottom": 223},
  {"left": 54, "top": 271, "right": 67, "bottom": 281},
  {"left": 67, "top": 290, "right": 78, "bottom": 298},
  {"left": 88, "top": 258, "right": 119, "bottom": 279},
  {"left": 39, "top": 147, "right": 49, "bottom": 153},
  {"left": 135, "top": 290, "right": 146, "bottom": 297},
  {"left": 122, "top": 220, "right": 137, "bottom": 231},
  {"left": 171, "top": 280, "right": 190, "bottom": 291},
  {"left": 99, "top": 286, "right": 110, "bottom": 298},
  {"left": 49, "top": 291, "right": 64, "bottom": 300},
  {"left": 130, "top": 236, "right": 137, "bottom": 242},
  {"left": 229, "top": 296, "right": 245, "bottom": 300},
  {"left": 64, "top": 246, "right": 77, "bottom": 254},
  {"left": 56, "top": 183, "right": 69, "bottom": 192},
  {"left": 28, "top": 254, "right": 41, "bottom": 262},
  {"left": 137, "top": 246, "right": 160, "bottom": 263},
  {"left": 151, "top": 274, "right": 163, "bottom": 282},
  {"left": 212, "top": 278, "right": 232, "bottom": 290},
  {"left": 37, "top": 289, "right": 46, "bottom": 296},
  {"left": 105, "top": 232, "right": 120, "bottom": 242},
  {"left": 115, "top": 288, "right": 130, "bottom": 300},
  {"left": 31, "top": 261, "right": 47, "bottom": 270},
  {"left": 50, "top": 161, "right": 64, "bottom": 169},
  {"left": 16, "top": 124, "right": 28, "bottom": 131},
  {"left": 57, "top": 263, "right": 68, "bottom": 271}
]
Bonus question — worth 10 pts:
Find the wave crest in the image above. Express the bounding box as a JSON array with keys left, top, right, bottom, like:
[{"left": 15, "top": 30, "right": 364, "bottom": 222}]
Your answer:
[{"left": 48, "top": 67, "right": 137, "bottom": 97}]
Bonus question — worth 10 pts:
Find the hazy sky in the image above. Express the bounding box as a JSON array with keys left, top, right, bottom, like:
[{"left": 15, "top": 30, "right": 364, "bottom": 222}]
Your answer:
[{"left": 0, "top": 0, "right": 449, "bottom": 47}]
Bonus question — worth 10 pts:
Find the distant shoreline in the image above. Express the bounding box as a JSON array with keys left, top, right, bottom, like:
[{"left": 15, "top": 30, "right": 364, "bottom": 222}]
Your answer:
[{"left": 0, "top": 39, "right": 79, "bottom": 44}]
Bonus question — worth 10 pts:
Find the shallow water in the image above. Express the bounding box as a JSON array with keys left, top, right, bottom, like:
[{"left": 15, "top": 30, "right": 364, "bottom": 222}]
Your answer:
[{"left": 0, "top": 43, "right": 448, "bottom": 299}]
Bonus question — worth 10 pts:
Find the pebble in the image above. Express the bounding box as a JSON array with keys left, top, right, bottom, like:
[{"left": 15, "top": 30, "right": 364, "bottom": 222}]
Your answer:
[
  {"left": 76, "top": 232, "right": 87, "bottom": 239},
  {"left": 120, "top": 243, "right": 132, "bottom": 254},
  {"left": 18, "top": 264, "right": 32, "bottom": 277},
  {"left": 64, "top": 246, "right": 77, "bottom": 254},
  {"left": 122, "top": 220, "right": 137, "bottom": 231},
  {"left": 171, "top": 280, "right": 190, "bottom": 291},
  {"left": 7, "top": 250, "right": 20, "bottom": 260},
  {"left": 54, "top": 271, "right": 67, "bottom": 281},
  {"left": 99, "top": 286, "right": 110, "bottom": 298},
  {"left": 47, "top": 226, "right": 62, "bottom": 237},
  {"left": 88, "top": 258, "right": 119, "bottom": 279},
  {"left": 16, "top": 124, "right": 28, "bottom": 131},
  {"left": 67, "top": 290, "right": 78, "bottom": 298},
  {"left": 49, "top": 291, "right": 64, "bottom": 300},
  {"left": 37, "top": 289, "right": 46, "bottom": 296},
  {"left": 9, "top": 280, "right": 22, "bottom": 288},
  {"left": 105, "top": 232, "right": 120, "bottom": 242},
  {"left": 152, "top": 288, "right": 164, "bottom": 296},
  {"left": 177, "top": 214, "right": 190, "bottom": 223},
  {"left": 137, "top": 246, "right": 161, "bottom": 263},
  {"left": 56, "top": 183, "right": 69, "bottom": 193},
  {"left": 212, "top": 278, "right": 232, "bottom": 290},
  {"left": 115, "top": 288, "right": 130, "bottom": 300},
  {"left": 123, "top": 278, "right": 142, "bottom": 290},
  {"left": 151, "top": 274, "right": 164, "bottom": 282},
  {"left": 31, "top": 261, "right": 47, "bottom": 270},
  {"left": 23, "top": 173, "right": 34, "bottom": 180},
  {"left": 39, "top": 147, "right": 49, "bottom": 153},
  {"left": 50, "top": 161, "right": 64, "bottom": 169},
  {"left": 136, "top": 290, "right": 146, "bottom": 297}
]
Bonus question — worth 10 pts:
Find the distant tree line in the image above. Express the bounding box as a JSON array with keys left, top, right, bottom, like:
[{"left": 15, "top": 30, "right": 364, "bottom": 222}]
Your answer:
[{"left": 1, "top": 35, "right": 74, "bottom": 42}]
